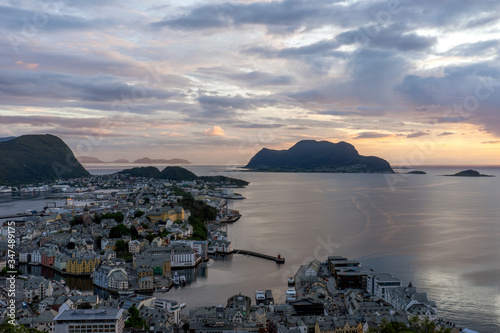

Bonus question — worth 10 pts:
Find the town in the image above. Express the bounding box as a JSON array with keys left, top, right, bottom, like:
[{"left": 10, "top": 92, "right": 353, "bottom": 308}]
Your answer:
[{"left": 0, "top": 173, "right": 474, "bottom": 333}]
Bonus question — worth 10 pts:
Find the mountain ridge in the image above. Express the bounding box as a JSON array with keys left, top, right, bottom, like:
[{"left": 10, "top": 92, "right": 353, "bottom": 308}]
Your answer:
[{"left": 245, "top": 140, "right": 393, "bottom": 173}]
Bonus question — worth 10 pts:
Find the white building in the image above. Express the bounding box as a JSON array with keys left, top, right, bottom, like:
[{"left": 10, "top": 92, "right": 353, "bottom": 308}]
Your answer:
[
  {"left": 31, "top": 249, "right": 42, "bottom": 265},
  {"left": 366, "top": 272, "right": 402, "bottom": 301},
  {"left": 54, "top": 309, "right": 125, "bottom": 333},
  {"left": 128, "top": 240, "right": 141, "bottom": 254},
  {"left": 170, "top": 244, "right": 199, "bottom": 267}
]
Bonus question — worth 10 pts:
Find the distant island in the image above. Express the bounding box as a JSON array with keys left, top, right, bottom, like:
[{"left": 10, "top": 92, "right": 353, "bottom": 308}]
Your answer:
[
  {"left": 444, "top": 169, "right": 494, "bottom": 177},
  {"left": 0, "top": 134, "right": 89, "bottom": 185},
  {"left": 77, "top": 156, "right": 106, "bottom": 163},
  {"left": 244, "top": 140, "right": 393, "bottom": 173},
  {"left": 118, "top": 166, "right": 249, "bottom": 187},
  {"left": 407, "top": 171, "right": 426, "bottom": 174},
  {"left": 77, "top": 156, "right": 190, "bottom": 164},
  {"left": 133, "top": 157, "right": 191, "bottom": 164}
]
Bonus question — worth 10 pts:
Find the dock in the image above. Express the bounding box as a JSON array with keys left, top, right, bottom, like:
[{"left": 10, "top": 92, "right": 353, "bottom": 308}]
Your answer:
[{"left": 229, "top": 249, "right": 285, "bottom": 264}]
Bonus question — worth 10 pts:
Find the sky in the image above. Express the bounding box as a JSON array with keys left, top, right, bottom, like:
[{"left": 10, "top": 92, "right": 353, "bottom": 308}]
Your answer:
[{"left": 1, "top": 0, "right": 500, "bottom": 166}]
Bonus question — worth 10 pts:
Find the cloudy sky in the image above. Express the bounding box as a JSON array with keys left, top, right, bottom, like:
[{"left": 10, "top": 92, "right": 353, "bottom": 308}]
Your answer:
[{"left": 1, "top": 0, "right": 500, "bottom": 165}]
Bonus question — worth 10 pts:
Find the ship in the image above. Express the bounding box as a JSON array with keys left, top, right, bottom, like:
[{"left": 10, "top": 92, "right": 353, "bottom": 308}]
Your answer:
[
  {"left": 286, "top": 288, "right": 297, "bottom": 302},
  {"left": 265, "top": 290, "right": 274, "bottom": 305},
  {"left": 173, "top": 272, "right": 180, "bottom": 285},
  {"left": 255, "top": 290, "right": 266, "bottom": 304}
]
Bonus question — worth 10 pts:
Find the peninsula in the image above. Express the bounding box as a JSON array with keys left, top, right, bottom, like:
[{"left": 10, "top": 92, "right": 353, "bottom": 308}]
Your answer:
[{"left": 245, "top": 140, "right": 393, "bottom": 173}]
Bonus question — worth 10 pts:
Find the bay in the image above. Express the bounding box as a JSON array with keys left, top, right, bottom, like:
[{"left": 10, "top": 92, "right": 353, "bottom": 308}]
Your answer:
[{"left": 4, "top": 165, "right": 499, "bottom": 332}]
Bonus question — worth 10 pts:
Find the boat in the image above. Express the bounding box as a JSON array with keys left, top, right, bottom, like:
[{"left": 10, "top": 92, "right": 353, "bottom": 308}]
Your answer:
[
  {"left": 173, "top": 272, "right": 180, "bottom": 285},
  {"left": 179, "top": 303, "right": 186, "bottom": 309},
  {"left": 255, "top": 290, "right": 266, "bottom": 304},
  {"left": 265, "top": 290, "right": 274, "bottom": 305},
  {"left": 286, "top": 288, "right": 297, "bottom": 302},
  {"left": 155, "top": 286, "right": 169, "bottom": 292},
  {"left": 180, "top": 275, "right": 187, "bottom": 286},
  {"left": 288, "top": 276, "right": 295, "bottom": 287},
  {"left": 118, "top": 290, "right": 134, "bottom": 295}
]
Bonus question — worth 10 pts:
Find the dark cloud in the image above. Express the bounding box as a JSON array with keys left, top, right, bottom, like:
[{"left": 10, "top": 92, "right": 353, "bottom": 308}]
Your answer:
[
  {"left": 397, "top": 62, "right": 500, "bottom": 135},
  {"left": 437, "top": 132, "right": 456, "bottom": 136},
  {"left": 0, "top": 5, "right": 108, "bottom": 32},
  {"left": 482, "top": 141, "right": 500, "bottom": 144},
  {"left": 447, "top": 40, "right": 500, "bottom": 57},
  {"left": 337, "top": 24, "right": 437, "bottom": 52},
  {"left": 0, "top": 69, "right": 177, "bottom": 106},
  {"left": 407, "top": 132, "right": 429, "bottom": 138},
  {"left": 353, "top": 132, "right": 392, "bottom": 139},
  {"left": 232, "top": 123, "right": 284, "bottom": 129}
]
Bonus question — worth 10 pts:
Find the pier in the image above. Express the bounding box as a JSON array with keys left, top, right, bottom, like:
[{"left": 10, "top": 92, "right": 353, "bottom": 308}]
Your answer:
[{"left": 229, "top": 249, "right": 285, "bottom": 263}]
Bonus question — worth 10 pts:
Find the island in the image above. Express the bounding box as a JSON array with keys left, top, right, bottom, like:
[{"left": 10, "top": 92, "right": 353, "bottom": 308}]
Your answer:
[
  {"left": 244, "top": 140, "right": 393, "bottom": 173},
  {"left": 444, "top": 169, "right": 494, "bottom": 177},
  {"left": 77, "top": 156, "right": 106, "bottom": 163},
  {"left": 133, "top": 157, "right": 191, "bottom": 164},
  {"left": 407, "top": 171, "right": 427, "bottom": 174},
  {"left": 0, "top": 134, "right": 89, "bottom": 185},
  {"left": 118, "top": 166, "right": 250, "bottom": 187}
]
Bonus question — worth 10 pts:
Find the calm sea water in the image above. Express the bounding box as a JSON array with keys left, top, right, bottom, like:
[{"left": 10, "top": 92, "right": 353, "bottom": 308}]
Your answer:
[{"left": 3, "top": 165, "right": 499, "bottom": 332}]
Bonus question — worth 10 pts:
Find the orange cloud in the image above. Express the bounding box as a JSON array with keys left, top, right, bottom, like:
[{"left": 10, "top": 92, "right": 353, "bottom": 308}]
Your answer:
[
  {"left": 15, "top": 61, "right": 39, "bottom": 70},
  {"left": 203, "top": 125, "right": 225, "bottom": 136}
]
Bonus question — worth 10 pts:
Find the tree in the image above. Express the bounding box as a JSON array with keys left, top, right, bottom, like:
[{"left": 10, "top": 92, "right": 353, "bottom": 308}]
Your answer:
[
  {"left": 125, "top": 306, "right": 146, "bottom": 329},
  {"left": 109, "top": 224, "right": 131, "bottom": 239},
  {"left": 129, "top": 225, "right": 139, "bottom": 239},
  {"left": 115, "top": 240, "right": 132, "bottom": 259},
  {"left": 134, "top": 210, "right": 145, "bottom": 218}
]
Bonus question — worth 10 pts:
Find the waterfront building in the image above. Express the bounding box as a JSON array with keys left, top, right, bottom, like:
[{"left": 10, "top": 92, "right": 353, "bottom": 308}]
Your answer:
[
  {"left": 170, "top": 244, "right": 199, "bottom": 267},
  {"left": 41, "top": 250, "right": 56, "bottom": 267},
  {"left": 327, "top": 256, "right": 360, "bottom": 275},
  {"left": 23, "top": 277, "right": 53, "bottom": 302},
  {"left": 93, "top": 263, "right": 129, "bottom": 291},
  {"left": 66, "top": 255, "right": 100, "bottom": 275},
  {"left": 366, "top": 272, "right": 402, "bottom": 301},
  {"left": 54, "top": 309, "right": 125, "bottom": 333},
  {"left": 154, "top": 299, "right": 182, "bottom": 324},
  {"left": 386, "top": 284, "right": 437, "bottom": 314},
  {"left": 54, "top": 253, "right": 71, "bottom": 271},
  {"left": 31, "top": 249, "right": 42, "bottom": 265},
  {"left": 134, "top": 255, "right": 171, "bottom": 277}
]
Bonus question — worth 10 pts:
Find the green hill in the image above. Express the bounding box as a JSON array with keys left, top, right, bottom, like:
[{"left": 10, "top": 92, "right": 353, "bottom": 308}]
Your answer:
[
  {"left": 157, "top": 166, "right": 198, "bottom": 181},
  {"left": 118, "top": 166, "right": 161, "bottom": 178},
  {"left": 0, "top": 134, "right": 89, "bottom": 185},
  {"left": 245, "top": 140, "right": 393, "bottom": 173}
]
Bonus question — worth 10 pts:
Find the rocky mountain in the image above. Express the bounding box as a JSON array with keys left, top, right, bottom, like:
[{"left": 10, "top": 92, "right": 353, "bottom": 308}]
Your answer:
[
  {"left": 245, "top": 140, "right": 393, "bottom": 173},
  {"left": 0, "top": 134, "right": 89, "bottom": 185},
  {"left": 118, "top": 166, "right": 161, "bottom": 178}
]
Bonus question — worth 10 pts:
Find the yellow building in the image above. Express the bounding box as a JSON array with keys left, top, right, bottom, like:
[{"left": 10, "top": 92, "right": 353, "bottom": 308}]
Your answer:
[
  {"left": 66, "top": 256, "right": 101, "bottom": 275},
  {"left": 315, "top": 320, "right": 362, "bottom": 333},
  {"left": 146, "top": 206, "right": 185, "bottom": 223},
  {"left": 137, "top": 266, "right": 154, "bottom": 279},
  {"left": 163, "top": 260, "right": 171, "bottom": 277}
]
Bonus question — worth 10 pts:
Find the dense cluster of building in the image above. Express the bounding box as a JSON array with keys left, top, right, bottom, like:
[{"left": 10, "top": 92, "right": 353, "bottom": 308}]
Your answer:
[{"left": 0, "top": 174, "right": 478, "bottom": 333}]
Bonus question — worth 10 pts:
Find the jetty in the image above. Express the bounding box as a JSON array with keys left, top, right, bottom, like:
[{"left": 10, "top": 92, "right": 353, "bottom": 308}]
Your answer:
[{"left": 229, "top": 249, "right": 285, "bottom": 264}]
